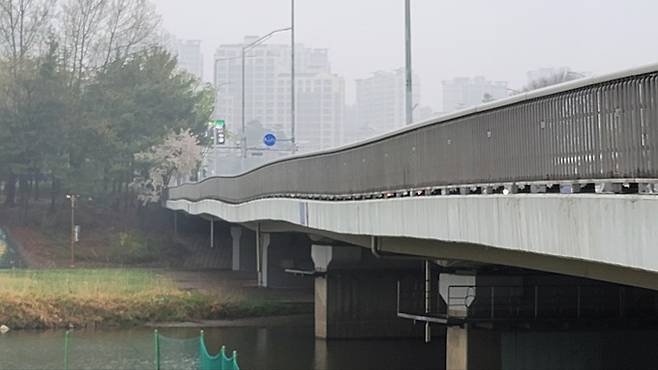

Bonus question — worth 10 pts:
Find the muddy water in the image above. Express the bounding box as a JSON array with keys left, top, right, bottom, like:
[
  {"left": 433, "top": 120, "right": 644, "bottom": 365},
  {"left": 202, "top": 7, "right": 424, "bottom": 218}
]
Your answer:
[{"left": 0, "top": 324, "right": 443, "bottom": 370}]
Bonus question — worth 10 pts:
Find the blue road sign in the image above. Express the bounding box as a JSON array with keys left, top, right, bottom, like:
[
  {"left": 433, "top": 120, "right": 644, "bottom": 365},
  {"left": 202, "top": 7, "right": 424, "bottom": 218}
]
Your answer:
[{"left": 263, "top": 133, "right": 277, "bottom": 147}]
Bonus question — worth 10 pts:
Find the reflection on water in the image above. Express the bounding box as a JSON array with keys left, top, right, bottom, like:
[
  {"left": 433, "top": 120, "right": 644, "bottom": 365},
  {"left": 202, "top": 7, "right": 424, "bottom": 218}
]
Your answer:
[{"left": 0, "top": 324, "right": 443, "bottom": 370}]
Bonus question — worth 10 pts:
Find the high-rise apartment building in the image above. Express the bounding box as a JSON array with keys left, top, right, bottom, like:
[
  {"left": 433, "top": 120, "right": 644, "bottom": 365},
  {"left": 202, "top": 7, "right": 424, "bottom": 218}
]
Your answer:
[
  {"left": 441, "top": 76, "right": 508, "bottom": 113},
  {"left": 213, "top": 37, "right": 344, "bottom": 153},
  {"left": 354, "top": 69, "right": 421, "bottom": 136},
  {"left": 163, "top": 36, "right": 204, "bottom": 80}
]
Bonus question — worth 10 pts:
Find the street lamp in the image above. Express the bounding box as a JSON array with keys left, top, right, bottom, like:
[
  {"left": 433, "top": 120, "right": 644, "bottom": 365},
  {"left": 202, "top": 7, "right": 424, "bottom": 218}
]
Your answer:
[
  {"left": 241, "top": 27, "right": 292, "bottom": 159},
  {"left": 65, "top": 193, "right": 80, "bottom": 267},
  {"left": 290, "top": 0, "right": 296, "bottom": 154}
]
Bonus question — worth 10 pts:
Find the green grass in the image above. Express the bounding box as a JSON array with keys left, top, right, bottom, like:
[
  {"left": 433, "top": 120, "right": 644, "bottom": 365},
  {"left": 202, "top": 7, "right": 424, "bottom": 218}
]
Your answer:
[
  {"left": 0, "top": 269, "right": 311, "bottom": 329},
  {"left": 0, "top": 269, "right": 178, "bottom": 296},
  {"left": 0, "top": 269, "right": 217, "bottom": 329}
]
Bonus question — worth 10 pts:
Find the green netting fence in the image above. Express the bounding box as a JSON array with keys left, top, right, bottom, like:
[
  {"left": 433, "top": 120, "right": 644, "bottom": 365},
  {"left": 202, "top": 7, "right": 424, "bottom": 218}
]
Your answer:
[{"left": 61, "top": 330, "right": 239, "bottom": 370}]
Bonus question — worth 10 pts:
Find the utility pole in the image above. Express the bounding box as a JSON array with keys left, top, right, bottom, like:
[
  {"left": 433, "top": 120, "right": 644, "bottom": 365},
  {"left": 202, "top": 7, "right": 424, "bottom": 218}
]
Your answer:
[
  {"left": 405, "top": 0, "right": 413, "bottom": 125},
  {"left": 291, "top": 0, "right": 297, "bottom": 154},
  {"left": 241, "top": 46, "right": 247, "bottom": 159}
]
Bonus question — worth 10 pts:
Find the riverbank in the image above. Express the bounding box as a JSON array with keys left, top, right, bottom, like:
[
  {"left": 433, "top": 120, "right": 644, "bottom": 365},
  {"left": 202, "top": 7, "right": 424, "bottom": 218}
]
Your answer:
[{"left": 0, "top": 269, "right": 312, "bottom": 330}]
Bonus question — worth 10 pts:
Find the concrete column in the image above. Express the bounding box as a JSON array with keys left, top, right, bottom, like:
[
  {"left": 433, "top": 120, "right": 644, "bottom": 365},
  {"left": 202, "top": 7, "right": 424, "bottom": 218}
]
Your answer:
[
  {"left": 173, "top": 212, "right": 178, "bottom": 238},
  {"left": 209, "top": 218, "right": 214, "bottom": 248},
  {"left": 230, "top": 226, "right": 242, "bottom": 271},
  {"left": 446, "top": 326, "right": 501, "bottom": 370},
  {"left": 447, "top": 327, "right": 469, "bottom": 370},
  {"left": 258, "top": 233, "right": 271, "bottom": 287}
]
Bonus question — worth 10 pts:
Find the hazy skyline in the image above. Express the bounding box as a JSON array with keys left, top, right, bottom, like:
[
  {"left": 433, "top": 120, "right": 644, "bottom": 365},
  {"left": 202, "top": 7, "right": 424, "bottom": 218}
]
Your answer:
[{"left": 153, "top": 0, "right": 658, "bottom": 112}]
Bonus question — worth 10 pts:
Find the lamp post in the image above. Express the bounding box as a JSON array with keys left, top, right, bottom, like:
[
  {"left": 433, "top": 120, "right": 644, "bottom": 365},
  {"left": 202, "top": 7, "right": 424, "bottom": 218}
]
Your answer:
[
  {"left": 404, "top": 0, "right": 413, "bottom": 125},
  {"left": 65, "top": 193, "right": 79, "bottom": 267},
  {"left": 290, "top": 0, "right": 296, "bottom": 153},
  {"left": 240, "top": 27, "right": 292, "bottom": 160}
]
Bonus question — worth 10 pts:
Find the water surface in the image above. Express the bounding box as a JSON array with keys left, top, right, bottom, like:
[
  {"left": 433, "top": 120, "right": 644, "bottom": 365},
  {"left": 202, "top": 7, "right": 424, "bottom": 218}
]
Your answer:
[{"left": 0, "top": 324, "right": 443, "bottom": 370}]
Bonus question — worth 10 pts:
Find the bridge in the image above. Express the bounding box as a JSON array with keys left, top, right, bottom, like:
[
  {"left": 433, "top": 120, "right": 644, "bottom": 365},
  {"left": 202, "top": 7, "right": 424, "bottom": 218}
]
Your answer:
[{"left": 167, "top": 63, "right": 658, "bottom": 370}]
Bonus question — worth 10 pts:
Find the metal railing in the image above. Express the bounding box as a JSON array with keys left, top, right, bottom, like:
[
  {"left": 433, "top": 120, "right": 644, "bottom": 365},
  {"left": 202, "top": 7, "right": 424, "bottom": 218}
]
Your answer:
[
  {"left": 396, "top": 279, "right": 447, "bottom": 324},
  {"left": 447, "top": 284, "right": 658, "bottom": 322},
  {"left": 170, "top": 64, "right": 658, "bottom": 204}
]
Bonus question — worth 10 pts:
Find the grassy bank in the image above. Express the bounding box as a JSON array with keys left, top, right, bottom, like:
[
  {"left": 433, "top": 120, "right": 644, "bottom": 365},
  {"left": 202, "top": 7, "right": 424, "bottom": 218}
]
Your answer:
[{"left": 0, "top": 269, "right": 303, "bottom": 329}]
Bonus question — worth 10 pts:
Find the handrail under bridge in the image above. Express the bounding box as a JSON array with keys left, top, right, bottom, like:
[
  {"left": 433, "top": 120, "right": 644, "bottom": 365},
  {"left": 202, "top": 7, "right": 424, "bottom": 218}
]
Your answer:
[{"left": 169, "top": 63, "right": 658, "bottom": 204}]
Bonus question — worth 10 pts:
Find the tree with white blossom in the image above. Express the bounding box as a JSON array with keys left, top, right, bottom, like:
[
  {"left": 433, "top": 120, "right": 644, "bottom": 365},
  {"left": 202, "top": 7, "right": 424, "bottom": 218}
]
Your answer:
[{"left": 132, "top": 129, "right": 202, "bottom": 204}]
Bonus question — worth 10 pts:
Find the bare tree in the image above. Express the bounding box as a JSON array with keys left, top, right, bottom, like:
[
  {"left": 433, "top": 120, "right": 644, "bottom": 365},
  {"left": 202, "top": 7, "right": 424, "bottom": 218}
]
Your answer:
[
  {"left": 59, "top": 0, "right": 107, "bottom": 85},
  {"left": 96, "top": 0, "right": 159, "bottom": 68},
  {"left": 0, "top": 0, "right": 55, "bottom": 73},
  {"left": 523, "top": 67, "right": 585, "bottom": 92},
  {"left": 58, "top": 0, "right": 159, "bottom": 86}
]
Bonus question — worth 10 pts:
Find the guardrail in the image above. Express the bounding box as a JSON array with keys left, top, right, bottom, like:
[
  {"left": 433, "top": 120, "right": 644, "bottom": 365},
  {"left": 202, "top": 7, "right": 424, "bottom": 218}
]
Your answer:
[{"left": 170, "top": 64, "right": 658, "bottom": 204}]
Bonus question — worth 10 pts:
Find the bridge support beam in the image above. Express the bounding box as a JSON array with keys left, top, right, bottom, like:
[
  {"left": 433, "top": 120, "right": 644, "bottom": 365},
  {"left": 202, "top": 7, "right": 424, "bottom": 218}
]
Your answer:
[{"left": 312, "top": 244, "right": 421, "bottom": 339}]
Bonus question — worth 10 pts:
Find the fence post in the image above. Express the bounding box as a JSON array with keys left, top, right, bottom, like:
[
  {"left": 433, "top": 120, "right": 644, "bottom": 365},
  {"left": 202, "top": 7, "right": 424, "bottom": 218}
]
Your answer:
[
  {"left": 64, "top": 330, "right": 70, "bottom": 370},
  {"left": 232, "top": 350, "right": 239, "bottom": 370},
  {"left": 154, "top": 329, "right": 160, "bottom": 370}
]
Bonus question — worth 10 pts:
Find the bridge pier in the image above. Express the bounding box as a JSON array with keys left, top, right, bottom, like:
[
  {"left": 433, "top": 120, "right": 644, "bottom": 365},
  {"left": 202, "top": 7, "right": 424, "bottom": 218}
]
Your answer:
[
  {"left": 229, "top": 225, "right": 256, "bottom": 273},
  {"left": 446, "top": 326, "right": 501, "bottom": 370},
  {"left": 230, "top": 226, "right": 242, "bottom": 271},
  {"left": 311, "top": 244, "right": 422, "bottom": 339},
  {"left": 256, "top": 230, "right": 271, "bottom": 287}
]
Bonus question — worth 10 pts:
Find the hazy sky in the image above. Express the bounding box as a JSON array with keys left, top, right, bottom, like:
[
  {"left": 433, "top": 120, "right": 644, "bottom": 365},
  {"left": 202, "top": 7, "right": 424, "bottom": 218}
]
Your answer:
[{"left": 152, "top": 0, "right": 658, "bottom": 112}]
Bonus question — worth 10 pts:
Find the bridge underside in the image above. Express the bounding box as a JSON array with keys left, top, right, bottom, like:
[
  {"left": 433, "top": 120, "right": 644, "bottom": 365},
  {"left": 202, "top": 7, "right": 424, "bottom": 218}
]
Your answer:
[{"left": 167, "top": 194, "right": 658, "bottom": 291}]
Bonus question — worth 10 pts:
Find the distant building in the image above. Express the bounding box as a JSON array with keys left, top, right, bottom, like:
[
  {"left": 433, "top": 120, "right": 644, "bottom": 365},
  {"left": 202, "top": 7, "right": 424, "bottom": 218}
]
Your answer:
[
  {"left": 163, "top": 36, "right": 204, "bottom": 80},
  {"left": 213, "top": 37, "right": 344, "bottom": 153},
  {"left": 442, "top": 76, "right": 508, "bottom": 112},
  {"left": 354, "top": 69, "right": 421, "bottom": 136}
]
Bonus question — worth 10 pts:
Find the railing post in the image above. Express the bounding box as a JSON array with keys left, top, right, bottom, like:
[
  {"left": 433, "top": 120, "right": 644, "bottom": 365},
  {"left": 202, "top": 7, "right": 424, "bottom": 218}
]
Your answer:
[
  {"left": 424, "top": 260, "right": 431, "bottom": 343},
  {"left": 534, "top": 286, "right": 539, "bottom": 319},
  {"left": 64, "top": 330, "right": 70, "bottom": 370},
  {"left": 154, "top": 329, "right": 160, "bottom": 370},
  {"left": 396, "top": 280, "right": 401, "bottom": 314},
  {"left": 490, "top": 286, "right": 495, "bottom": 319},
  {"left": 577, "top": 286, "right": 581, "bottom": 319}
]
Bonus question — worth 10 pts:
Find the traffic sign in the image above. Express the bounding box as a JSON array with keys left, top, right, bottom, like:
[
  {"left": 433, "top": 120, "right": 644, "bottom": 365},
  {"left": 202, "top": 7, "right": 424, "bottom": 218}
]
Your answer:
[{"left": 263, "top": 133, "right": 277, "bottom": 147}]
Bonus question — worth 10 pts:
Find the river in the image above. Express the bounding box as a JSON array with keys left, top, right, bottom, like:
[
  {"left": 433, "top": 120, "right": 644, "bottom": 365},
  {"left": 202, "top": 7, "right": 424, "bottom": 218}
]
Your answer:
[
  {"left": 0, "top": 324, "right": 443, "bottom": 370},
  {"left": 0, "top": 228, "right": 442, "bottom": 369}
]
